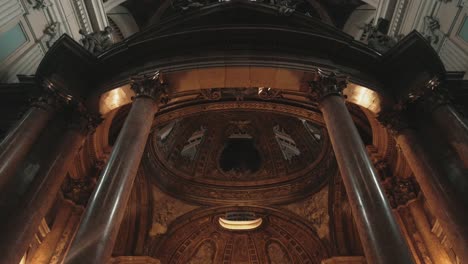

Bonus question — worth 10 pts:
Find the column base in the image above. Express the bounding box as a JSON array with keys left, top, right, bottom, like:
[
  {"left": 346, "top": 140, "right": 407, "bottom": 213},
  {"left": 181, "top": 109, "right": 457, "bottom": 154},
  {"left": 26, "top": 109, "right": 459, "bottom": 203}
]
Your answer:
[
  {"left": 321, "top": 256, "right": 366, "bottom": 264},
  {"left": 109, "top": 256, "right": 161, "bottom": 264}
]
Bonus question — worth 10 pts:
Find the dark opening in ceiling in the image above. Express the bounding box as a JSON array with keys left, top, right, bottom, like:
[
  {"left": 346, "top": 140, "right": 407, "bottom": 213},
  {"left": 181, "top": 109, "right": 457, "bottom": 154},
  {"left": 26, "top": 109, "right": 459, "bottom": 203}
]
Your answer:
[{"left": 219, "top": 138, "right": 262, "bottom": 173}]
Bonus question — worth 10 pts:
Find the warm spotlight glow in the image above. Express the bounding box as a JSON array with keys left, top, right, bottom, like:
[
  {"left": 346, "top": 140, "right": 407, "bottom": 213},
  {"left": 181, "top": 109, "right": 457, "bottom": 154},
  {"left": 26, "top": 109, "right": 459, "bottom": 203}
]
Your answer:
[
  {"left": 344, "top": 84, "right": 383, "bottom": 113},
  {"left": 219, "top": 217, "right": 263, "bottom": 230},
  {"left": 99, "top": 85, "right": 134, "bottom": 115},
  {"left": 19, "top": 254, "right": 26, "bottom": 264}
]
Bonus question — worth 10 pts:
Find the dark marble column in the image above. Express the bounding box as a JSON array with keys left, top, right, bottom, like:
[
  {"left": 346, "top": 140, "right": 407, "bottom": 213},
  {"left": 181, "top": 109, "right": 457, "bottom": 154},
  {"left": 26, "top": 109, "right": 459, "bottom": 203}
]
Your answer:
[
  {"left": 65, "top": 74, "right": 166, "bottom": 264},
  {"left": 0, "top": 92, "right": 60, "bottom": 193},
  {"left": 378, "top": 111, "right": 468, "bottom": 263},
  {"left": 421, "top": 93, "right": 468, "bottom": 167},
  {"left": 309, "top": 70, "right": 414, "bottom": 264},
  {"left": 0, "top": 109, "right": 98, "bottom": 264}
]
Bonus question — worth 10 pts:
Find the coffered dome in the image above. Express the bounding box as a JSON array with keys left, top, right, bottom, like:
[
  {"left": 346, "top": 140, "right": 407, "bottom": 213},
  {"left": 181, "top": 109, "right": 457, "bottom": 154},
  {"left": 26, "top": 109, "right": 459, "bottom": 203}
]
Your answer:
[{"left": 143, "top": 110, "right": 337, "bottom": 205}]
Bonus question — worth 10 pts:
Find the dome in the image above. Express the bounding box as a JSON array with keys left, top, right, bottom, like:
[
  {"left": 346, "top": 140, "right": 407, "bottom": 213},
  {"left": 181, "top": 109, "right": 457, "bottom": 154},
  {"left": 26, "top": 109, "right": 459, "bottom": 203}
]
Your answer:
[{"left": 143, "top": 110, "right": 337, "bottom": 205}]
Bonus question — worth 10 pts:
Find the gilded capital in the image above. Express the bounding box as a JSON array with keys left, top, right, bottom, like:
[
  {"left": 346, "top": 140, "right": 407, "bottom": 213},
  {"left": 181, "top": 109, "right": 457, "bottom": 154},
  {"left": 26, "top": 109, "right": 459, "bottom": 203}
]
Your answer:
[
  {"left": 130, "top": 71, "right": 169, "bottom": 103},
  {"left": 416, "top": 89, "right": 451, "bottom": 114},
  {"left": 30, "top": 90, "right": 64, "bottom": 111},
  {"left": 307, "top": 69, "right": 348, "bottom": 101},
  {"left": 377, "top": 110, "right": 409, "bottom": 136},
  {"left": 405, "top": 76, "right": 440, "bottom": 103},
  {"left": 67, "top": 103, "right": 103, "bottom": 135}
]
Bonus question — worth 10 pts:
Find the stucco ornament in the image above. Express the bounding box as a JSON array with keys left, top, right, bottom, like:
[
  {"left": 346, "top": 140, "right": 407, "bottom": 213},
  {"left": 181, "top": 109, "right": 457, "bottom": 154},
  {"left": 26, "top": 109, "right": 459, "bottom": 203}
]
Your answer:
[
  {"left": 282, "top": 185, "right": 329, "bottom": 239},
  {"left": 79, "top": 26, "right": 114, "bottom": 55},
  {"left": 149, "top": 185, "right": 198, "bottom": 237}
]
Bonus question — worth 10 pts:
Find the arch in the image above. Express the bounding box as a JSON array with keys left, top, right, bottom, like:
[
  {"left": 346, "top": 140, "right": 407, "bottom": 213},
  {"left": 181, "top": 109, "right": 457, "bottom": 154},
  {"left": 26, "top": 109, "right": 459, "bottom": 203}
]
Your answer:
[{"left": 151, "top": 206, "right": 330, "bottom": 263}]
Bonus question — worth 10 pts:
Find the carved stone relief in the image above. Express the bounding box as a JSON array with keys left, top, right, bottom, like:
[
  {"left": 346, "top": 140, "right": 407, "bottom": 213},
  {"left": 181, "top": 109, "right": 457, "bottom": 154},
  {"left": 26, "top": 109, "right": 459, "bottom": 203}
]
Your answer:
[
  {"left": 188, "top": 240, "right": 216, "bottom": 264},
  {"left": 149, "top": 185, "right": 198, "bottom": 238},
  {"left": 282, "top": 185, "right": 329, "bottom": 240},
  {"left": 43, "top": 22, "right": 61, "bottom": 48},
  {"left": 79, "top": 26, "right": 114, "bottom": 55},
  {"left": 267, "top": 241, "right": 292, "bottom": 263}
]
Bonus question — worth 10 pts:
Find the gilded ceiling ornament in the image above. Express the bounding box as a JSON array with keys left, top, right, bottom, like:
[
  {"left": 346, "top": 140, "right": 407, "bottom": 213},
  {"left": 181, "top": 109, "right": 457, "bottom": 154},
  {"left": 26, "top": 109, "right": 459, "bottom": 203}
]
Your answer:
[
  {"left": 258, "top": 87, "right": 283, "bottom": 100},
  {"left": 307, "top": 69, "right": 348, "bottom": 101},
  {"left": 199, "top": 88, "right": 222, "bottom": 100}
]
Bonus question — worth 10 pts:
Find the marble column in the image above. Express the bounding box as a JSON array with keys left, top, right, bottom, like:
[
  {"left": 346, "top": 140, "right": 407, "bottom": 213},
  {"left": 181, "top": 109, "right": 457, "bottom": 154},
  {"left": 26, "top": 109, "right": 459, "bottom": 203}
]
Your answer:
[
  {"left": 0, "top": 109, "right": 98, "bottom": 264},
  {"left": 425, "top": 94, "right": 468, "bottom": 168},
  {"left": 30, "top": 198, "right": 76, "bottom": 264},
  {"left": 407, "top": 198, "right": 452, "bottom": 264},
  {"left": 65, "top": 74, "right": 165, "bottom": 264},
  {"left": 0, "top": 92, "right": 60, "bottom": 193},
  {"left": 378, "top": 112, "right": 468, "bottom": 263},
  {"left": 309, "top": 70, "right": 414, "bottom": 264}
]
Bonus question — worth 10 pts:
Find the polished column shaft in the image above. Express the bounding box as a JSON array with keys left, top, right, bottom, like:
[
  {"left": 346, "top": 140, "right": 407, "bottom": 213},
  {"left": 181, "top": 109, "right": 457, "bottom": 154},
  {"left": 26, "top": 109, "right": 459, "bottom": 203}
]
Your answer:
[
  {"left": 0, "top": 98, "right": 57, "bottom": 193},
  {"left": 321, "top": 96, "right": 414, "bottom": 264},
  {"left": 65, "top": 84, "right": 160, "bottom": 263},
  {"left": 432, "top": 104, "right": 468, "bottom": 167},
  {"left": 395, "top": 129, "right": 468, "bottom": 263},
  {"left": 0, "top": 122, "right": 89, "bottom": 264},
  {"left": 310, "top": 71, "right": 414, "bottom": 264}
]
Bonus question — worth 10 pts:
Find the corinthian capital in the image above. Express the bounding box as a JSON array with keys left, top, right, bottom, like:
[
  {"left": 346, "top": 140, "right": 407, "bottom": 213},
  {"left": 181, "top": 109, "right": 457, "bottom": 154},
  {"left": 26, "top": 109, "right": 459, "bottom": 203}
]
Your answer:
[
  {"left": 383, "top": 177, "right": 419, "bottom": 208},
  {"left": 307, "top": 70, "right": 348, "bottom": 101},
  {"left": 67, "top": 102, "right": 103, "bottom": 135},
  {"left": 130, "top": 71, "right": 169, "bottom": 103},
  {"left": 377, "top": 110, "right": 409, "bottom": 136},
  {"left": 30, "top": 90, "right": 64, "bottom": 111}
]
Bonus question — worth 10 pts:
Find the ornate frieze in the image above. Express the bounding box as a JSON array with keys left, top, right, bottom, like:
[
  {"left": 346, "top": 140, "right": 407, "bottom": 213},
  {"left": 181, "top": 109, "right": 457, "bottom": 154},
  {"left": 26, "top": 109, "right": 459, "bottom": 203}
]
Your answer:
[
  {"left": 197, "top": 87, "right": 283, "bottom": 102},
  {"left": 307, "top": 70, "right": 348, "bottom": 102},
  {"left": 258, "top": 87, "right": 283, "bottom": 100},
  {"left": 170, "top": 0, "right": 318, "bottom": 16},
  {"left": 130, "top": 72, "right": 169, "bottom": 103},
  {"left": 198, "top": 88, "right": 222, "bottom": 101}
]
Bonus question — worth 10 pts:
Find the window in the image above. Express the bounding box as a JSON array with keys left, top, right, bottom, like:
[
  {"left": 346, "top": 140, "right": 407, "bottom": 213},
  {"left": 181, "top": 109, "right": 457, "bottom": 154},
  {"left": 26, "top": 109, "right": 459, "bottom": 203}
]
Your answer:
[
  {"left": 181, "top": 126, "right": 206, "bottom": 160},
  {"left": 273, "top": 125, "right": 300, "bottom": 161},
  {"left": 0, "top": 23, "right": 27, "bottom": 62},
  {"left": 458, "top": 16, "right": 468, "bottom": 43}
]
